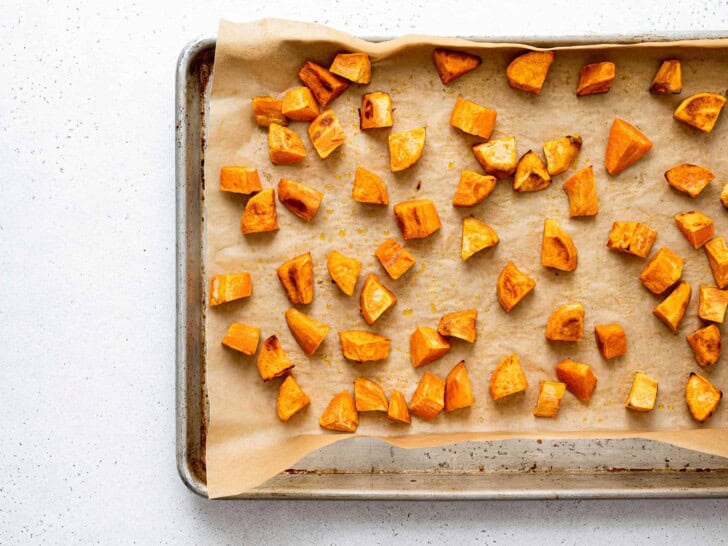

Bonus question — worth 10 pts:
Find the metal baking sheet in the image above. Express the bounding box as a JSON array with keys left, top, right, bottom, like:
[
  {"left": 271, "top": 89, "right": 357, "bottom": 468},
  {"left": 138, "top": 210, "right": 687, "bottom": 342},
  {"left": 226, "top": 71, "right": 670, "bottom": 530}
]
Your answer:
[{"left": 176, "top": 35, "right": 728, "bottom": 499}]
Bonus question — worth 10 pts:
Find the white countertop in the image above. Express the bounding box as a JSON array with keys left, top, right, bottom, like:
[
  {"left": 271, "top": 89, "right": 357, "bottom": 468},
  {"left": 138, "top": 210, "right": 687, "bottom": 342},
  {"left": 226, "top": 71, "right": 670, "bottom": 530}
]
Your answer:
[{"left": 2, "top": 1, "right": 727, "bottom": 543}]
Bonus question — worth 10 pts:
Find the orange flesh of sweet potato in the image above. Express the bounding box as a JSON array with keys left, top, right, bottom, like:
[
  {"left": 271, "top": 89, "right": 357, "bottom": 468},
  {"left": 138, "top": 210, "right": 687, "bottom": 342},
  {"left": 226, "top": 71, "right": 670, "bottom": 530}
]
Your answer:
[
  {"left": 354, "top": 377, "right": 389, "bottom": 412},
  {"left": 281, "top": 86, "right": 320, "bottom": 121},
  {"left": 594, "top": 323, "right": 626, "bottom": 360},
  {"left": 606, "top": 221, "right": 657, "bottom": 258},
  {"left": 576, "top": 62, "right": 615, "bottom": 96},
  {"left": 461, "top": 217, "right": 499, "bottom": 261},
  {"left": 220, "top": 166, "right": 262, "bottom": 195},
  {"left": 241, "top": 188, "right": 279, "bottom": 234},
  {"left": 353, "top": 167, "right": 389, "bottom": 204},
  {"left": 545, "top": 303, "right": 584, "bottom": 342},
  {"left": 604, "top": 118, "right": 652, "bottom": 175},
  {"left": 665, "top": 164, "right": 715, "bottom": 198},
  {"left": 472, "top": 137, "right": 517, "bottom": 179},
  {"left": 541, "top": 218, "right": 578, "bottom": 272},
  {"left": 686, "top": 372, "right": 722, "bottom": 422},
  {"left": 674, "top": 211, "right": 714, "bottom": 248},
  {"left": 625, "top": 373, "right": 658, "bottom": 412},
  {"left": 444, "top": 361, "right": 474, "bottom": 412},
  {"left": 308, "top": 109, "right": 346, "bottom": 159},
  {"left": 497, "top": 261, "right": 536, "bottom": 313},
  {"left": 277, "top": 375, "right": 311, "bottom": 422},
  {"left": 650, "top": 59, "right": 682, "bottom": 94},
  {"left": 409, "top": 371, "right": 445, "bottom": 421},
  {"left": 268, "top": 123, "right": 306, "bottom": 165},
  {"left": 452, "top": 170, "right": 497, "bottom": 207},
  {"left": 432, "top": 48, "right": 481, "bottom": 84},
  {"left": 686, "top": 324, "right": 721, "bottom": 367},
  {"left": 329, "top": 52, "right": 371, "bottom": 84},
  {"left": 705, "top": 237, "right": 728, "bottom": 288},
  {"left": 533, "top": 381, "right": 566, "bottom": 417},
  {"left": 257, "top": 335, "right": 294, "bottom": 382},
  {"left": 327, "top": 250, "right": 362, "bottom": 296},
  {"left": 222, "top": 323, "right": 260, "bottom": 355},
  {"left": 639, "top": 247, "right": 684, "bottom": 295},
  {"left": 276, "top": 252, "right": 314, "bottom": 305},
  {"left": 277, "top": 179, "right": 324, "bottom": 222},
  {"left": 319, "top": 391, "right": 358, "bottom": 432},
  {"left": 389, "top": 127, "right": 426, "bottom": 172},
  {"left": 360, "top": 92, "right": 393, "bottom": 130},
  {"left": 252, "top": 96, "right": 288, "bottom": 127},
  {"left": 393, "top": 199, "right": 441, "bottom": 240},
  {"left": 555, "top": 359, "right": 597, "bottom": 402},
  {"left": 360, "top": 273, "right": 396, "bottom": 325},
  {"left": 410, "top": 326, "right": 451, "bottom": 367},
  {"left": 674, "top": 92, "right": 726, "bottom": 133},
  {"left": 338, "top": 330, "right": 391, "bottom": 362},
  {"left": 698, "top": 285, "right": 728, "bottom": 323},
  {"left": 563, "top": 166, "right": 598, "bottom": 217},
  {"left": 387, "top": 389, "right": 411, "bottom": 424},
  {"left": 437, "top": 309, "right": 478, "bottom": 343},
  {"left": 284, "top": 308, "right": 330, "bottom": 356},
  {"left": 376, "top": 238, "right": 416, "bottom": 280},
  {"left": 543, "top": 135, "right": 582, "bottom": 176},
  {"left": 449, "top": 97, "right": 497, "bottom": 139},
  {"left": 208, "top": 273, "right": 252, "bottom": 306},
  {"left": 490, "top": 353, "right": 529, "bottom": 400},
  {"left": 506, "top": 51, "right": 555, "bottom": 94},
  {"left": 721, "top": 183, "right": 728, "bottom": 208},
  {"left": 298, "top": 61, "right": 349, "bottom": 107},
  {"left": 652, "top": 281, "right": 691, "bottom": 332},
  {"left": 514, "top": 150, "right": 551, "bottom": 192}
]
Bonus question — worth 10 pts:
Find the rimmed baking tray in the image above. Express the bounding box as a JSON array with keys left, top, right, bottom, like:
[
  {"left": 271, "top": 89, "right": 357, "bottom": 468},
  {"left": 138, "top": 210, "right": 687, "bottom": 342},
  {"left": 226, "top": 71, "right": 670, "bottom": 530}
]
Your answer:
[{"left": 176, "top": 34, "right": 728, "bottom": 499}]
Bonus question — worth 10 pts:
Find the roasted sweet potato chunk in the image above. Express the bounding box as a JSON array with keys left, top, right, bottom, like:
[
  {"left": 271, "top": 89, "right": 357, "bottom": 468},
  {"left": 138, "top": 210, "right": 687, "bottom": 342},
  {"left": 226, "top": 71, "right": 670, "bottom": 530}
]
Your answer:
[
  {"left": 277, "top": 179, "right": 323, "bottom": 221},
  {"left": 376, "top": 238, "right": 416, "bottom": 280},
  {"left": 308, "top": 109, "right": 345, "bottom": 159},
  {"left": 354, "top": 377, "right": 388, "bottom": 412},
  {"left": 490, "top": 353, "right": 528, "bottom": 400},
  {"left": 327, "top": 250, "right": 362, "bottom": 296},
  {"left": 360, "top": 92, "right": 393, "bottom": 130},
  {"left": 285, "top": 308, "right": 330, "bottom": 356},
  {"left": 252, "top": 96, "right": 287, "bottom": 127},
  {"left": 208, "top": 273, "right": 252, "bottom": 306},
  {"left": 277, "top": 252, "right": 314, "bottom": 305},
  {"left": 541, "top": 218, "right": 577, "bottom": 272},
  {"left": 674, "top": 211, "right": 714, "bottom": 248},
  {"left": 387, "top": 389, "right": 411, "bottom": 424},
  {"left": 437, "top": 309, "right": 477, "bottom": 343},
  {"left": 281, "top": 86, "right": 320, "bottom": 121},
  {"left": 298, "top": 61, "right": 349, "bottom": 107},
  {"left": 410, "top": 326, "right": 451, "bottom": 367},
  {"left": 432, "top": 48, "right": 481, "bottom": 84},
  {"left": 650, "top": 59, "right": 682, "bottom": 94},
  {"left": 445, "top": 361, "right": 474, "bottom": 412},
  {"left": 604, "top": 118, "right": 652, "bottom": 175},
  {"left": 607, "top": 221, "right": 657, "bottom": 258},
  {"left": 514, "top": 150, "right": 551, "bottom": 192},
  {"left": 409, "top": 371, "right": 445, "bottom": 421},
  {"left": 555, "top": 359, "right": 596, "bottom": 402},
  {"left": 594, "top": 324, "right": 626, "bottom": 360},
  {"left": 698, "top": 285, "right": 728, "bottom": 323},
  {"left": 686, "top": 372, "right": 722, "bottom": 422},
  {"left": 268, "top": 123, "right": 306, "bottom": 165},
  {"left": 352, "top": 167, "right": 389, "bottom": 205},
  {"left": 721, "top": 183, "right": 728, "bottom": 209},
  {"left": 653, "top": 281, "right": 691, "bottom": 332},
  {"left": 576, "top": 62, "right": 615, "bottom": 96},
  {"left": 241, "top": 188, "right": 279, "bottom": 235},
  {"left": 543, "top": 135, "right": 582, "bottom": 176},
  {"left": 393, "top": 199, "right": 441, "bottom": 240},
  {"left": 533, "top": 381, "right": 566, "bottom": 418},
  {"left": 686, "top": 324, "right": 721, "bottom": 367},
  {"left": 329, "top": 52, "right": 371, "bottom": 84},
  {"left": 338, "top": 330, "right": 391, "bottom": 362},
  {"left": 277, "top": 375, "right": 310, "bottom": 422},
  {"left": 453, "top": 171, "right": 497, "bottom": 207},
  {"left": 705, "top": 237, "right": 728, "bottom": 289},
  {"left": 222, "top": 323, "right": 260, "bottom": 356},
  {"left": 625, "top": 373, "right": 657, "bottom": 413},
  {"left": 472, "top": 137, "right": 517, "bottom": 179},
  {"left": 257, "top": 335, "right": 294, "bottom": 381},
  {"left": 497, "top": 261, "right": 536, "bottom": 313},
  {"left": 665, "top": 164, "right": 715, "bottom": 198},
  {"left": 674, "top": 92, "right": 726, "bottom": 133},
  {"left": 546, "top": 303, "right": 584, "bottom": 342},
  {"left": 220, "top": 166, "right": 262, "bottom": 195},
  {"left": 389, "top": 128, "right": 426, "bottom": 172},
  {"left": 639, "top": 247, "right": 684, "bottom": 295},
  {"left": 461, "top": 217, "right": 499, "bottom": 261},
  {"left": 360, "top": 273, "right": 396, "bottom": 324},
  {"left": 449, "top": 97, "right": 497, "bottom": 139},
  {"left": 563, "top": 166, "right": 598, "bottom": 217},
  {"left": 319, "top": 391, "right": 358, "bottom": 432},
  {"left": 506, "top": 51, "right": 554, "bottom": 94}
]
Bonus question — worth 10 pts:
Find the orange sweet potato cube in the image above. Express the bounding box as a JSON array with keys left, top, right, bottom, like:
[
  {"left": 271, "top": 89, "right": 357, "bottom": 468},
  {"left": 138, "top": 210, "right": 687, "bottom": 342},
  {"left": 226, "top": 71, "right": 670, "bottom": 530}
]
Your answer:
[
  {"left": 497, "top": 261, "right": 536, "bottom": 313},
  {"left": 607, "top": 221, "right": 657, "bottom": 258},
  {"left": 221, "top": 323, "right": 260, "bottom": 355},
  {"left": 329, "top": 52, "right": 371, "bottom": 84},
  {"left": 281, "top": 86, "right": 320, "bottom": 121},
  {"left": 327, "top": 250, "right": 362, "bottom": 296},
  {"left": 354, "top": 377, "right": 388, "bottom": 412},
  {"left": 219, "top": 166, "right": 262, "bottom": 195},
  {"left": 285, "top": 308, "right": 330, "bottom": 356},
  {"left": 257, "top": 335, "right": 294, "bottom": 382},
  {"left": 652, "top": 281, "right": 691, "bottom": 332},
  {"left": 541, "top": 218, "right": 578, "bottom": 272},
  {"left": 299, "top": 61, "right": 349, "bottom": 107},
  {"left": 555, "top": 359, "right": 597, "bottom": 402},
  {"left": 437, "top": 309, "right": 477, "bottom": 343},
  {"left": 461, "top": 217, "right": 499, "bottom": 261},
  {"left": 650, "top": 59, "right": 682, "bottom": 94},
  {"left": 338, "top": 330, "right": 391, "bottom": 362},
  {"left": 308, "top": 110, "right": 345, "bottom": 159},
  {"left": 449, "top": 97, "right": 497, "bottom": 139},
  {"left": 576, "top": 61, "right": 615, "bottom": 96},
  {"left": 686, "top": 372, "right": 722, "bottom": 422},
  {"left": 268, "top": 123, "right": 306, "bottom": 165},
  {"left": 360, "top": 274, "right": 396, "bottom": 325},
  {"left": 533, "top": 381, "right": 566, "bottom": 418},
  {"left": 674, "top": 92, "right": 726, "bottom": 133},
  {"left": 625, "top": 372, "right": 658, "bottom": 413},
  {"left": 639, "top": 247, "right": 684, "bottom": 295},
  {"left": 506, "top": 51, "right": 554, "bottom": 94},
  {"left": 444, "top": 361, "right": 474, "bottom": 412},
  {"left": 277, "top": 375, "right": 311, "bottom": 422},
  {"left": 241, "top": 188, "right": 279, "bottom": 235},
  {"left": 594, "top": 324, "right": 626, "bottom": 360},
  {"left": 721, "top": 183, "right": 728, "bottom": 209},
  {"left": 543, "top": 135, "right": 582, "bottom": 176},
  {"left": 387, "top": 389, "right": 411, "bottom": 424},
  {"left": 389, "top": 128, "right": 426, "bottom": 172},
  {"left": 277, "top": 179, "right": 323, "bottom": 222},
  {"left": 360, "top": 92, "right": 393, "bottom": 130},
  {"left": 409, "top": 371, "right": 445, "bottom": 421},
  {"left": 208, "top": 273, "right": 252, "bottom": 306},
  {"left": 376, "top": 238, "right": 416, "bottom": 280},
  {"left": 563, "top": 166, "right": 598, "bottom": 217},
  {"left": 604, "top": 118, "right": 652, "bottom": 175},
  {"left": 432, "top": 48, "right": 481, "bottom": 84},
  {"left": 490, "top": 353, "right": 528, "bottom": 400},
  {"left": 674, "top": 211, "right": 714, "bottom": 248},
  {"left": 686, "top": 324, "right": 721, "bottom": 367},
  {"left": 545, "top": 303, "right": 584, "bottom": 342},
  {"left": 705, "top": 237, "right": 728, "bottom": 288},
  {"left": 252, "top": 96, "right": 287, "bottom": 127},
  {"left": 698, "top": 285, "right": 728, "bottom": 323},
  {"left": 472, "top": 137, "right": 517, "bottom": 179},
  {"left": 276, "top": 252, "right": 314, "bottom": 305},
  {"left": 319, "top": 391, "right": 358, "bottom": 432},
  {"left": 353, "top": 167, "right": 389, "bottom": 205},
  {"left": 453, "top": 170, "right": 497, "bottom": 207},
  {"left": 410, "top": 326, "right": 451, "bottom": 367},
  {"left": 513, "top": 150, "right": 551, "bottom": 192},
  {"left": 393, "top": 199, "right": 441, "bottom": 240},
  {"left": 665, "top": 164, "right": 715, "bottom": 198}
]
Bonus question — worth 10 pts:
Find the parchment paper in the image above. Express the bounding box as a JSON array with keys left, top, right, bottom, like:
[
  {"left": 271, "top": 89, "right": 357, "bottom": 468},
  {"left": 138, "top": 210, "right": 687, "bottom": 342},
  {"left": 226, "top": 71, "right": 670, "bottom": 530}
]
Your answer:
[{"left": 203, "top": 19, "right": 728, "bottom": 498}]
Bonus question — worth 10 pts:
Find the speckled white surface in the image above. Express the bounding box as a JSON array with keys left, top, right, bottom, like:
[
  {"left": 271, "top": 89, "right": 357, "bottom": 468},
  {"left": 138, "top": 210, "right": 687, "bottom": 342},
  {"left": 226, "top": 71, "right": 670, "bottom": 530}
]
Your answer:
[{"left": 1, "top": 1, "right": 727, "bottom": 543}]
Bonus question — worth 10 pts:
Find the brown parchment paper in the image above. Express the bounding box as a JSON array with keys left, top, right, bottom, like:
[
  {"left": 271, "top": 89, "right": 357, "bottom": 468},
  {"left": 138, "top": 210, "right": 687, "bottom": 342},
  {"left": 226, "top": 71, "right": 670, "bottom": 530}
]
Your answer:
[{"left": 203, "top": 19, "right": 728, "bottom": 498}]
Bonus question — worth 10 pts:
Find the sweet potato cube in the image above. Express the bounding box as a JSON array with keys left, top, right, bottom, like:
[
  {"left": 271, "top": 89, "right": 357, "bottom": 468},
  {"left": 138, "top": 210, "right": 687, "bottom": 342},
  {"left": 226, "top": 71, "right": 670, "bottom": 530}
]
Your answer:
[
  {"left": 674, "top": 211, "right": 714, "bottom": 248},
  {"left": 354, "top": 377, "right": 388, "bottom": 412},
  {"left": 432, "top": 48, "right": 481, "bottom": 84},
  {"left": 506, "top": 51, "right": 555, "bottom": 94},
  {"left": 219, "top": 166, "right": 262, "bottom": 195},
  {"left": 252, "top": 96, "right": 287, "bottom": 127},
  {"left": 665, "top": 164, "right": 715, "bottom": 198},
  {"left": 222, "top": 323, "right": 260, "bottom": 355},
  {"left": 686, "top": 372, "right": 722, "bottom": 422},
  {"left": 604, "top": 118, "right": 652, "bottom": 175},
  {"left": 686, "top": 324, "right": 721, "bottom": 367},
  {"left": 625, "top": 373, "right": 658, "bottom": 413},
  {"left": 338, "top": 330, "right": 391, "bottom": 362},
  {"left": 594, "top": 324, "right": 626, "bottom": 360},
  {"left": 453, "top": 171, "right": 497, "bottom": 207},
  {"left": 277, "top": 179, "right": 323, "bottom": 221},
  {"left": 721, "top": 183, "right": 728, "bottom": 209},
  {"left": 360, "top": 92, "right": 393, "bottom": 130},
  {"left": 329, "top": 52, "right": 371, "bottom": 84},
  {"left": 543, "top": 135, "right": 582, "bottom": 176},
  {"left": 706, "top": 237, "right": 728, "bottom": 289},
  {"left": 409, "top": 371, "right": 445, "bottom": 421},
  {"left": 555, "top": 359, "right": 596, "bottom": 402},
  {"left": 389, "top": 128, "right": 426, "bottom": 172},
  {"left": 257, "top": 335, "right": 294, "bottom": 381},
  {"left": 281, "top": 86, "right": 320, "bottom": 122},
  {"left": 653, "top": 281, "right": 691, "bottom": 332},
  {"left": 563, "top": 166, "right": 598, "bottom": 217},
  {"left": 285, "top": 308, "right": 330, "bottom": 356},
  {"left": 327, "top": 250, "right": 362, "bottom": 296},
  {"left": 514, "top": 150, "right": 551, "bottom": 192},
  {"left": 650, "top": 59, "right": 682, "bottom": 95},
  {"left": 360, "top": 273, "right": 396, "bottom": 324},
  {"left": 241, "top": 188, "right": 279, "bottom": 235},
  {"left": 319, "top": 391, "right": 358, "bottom": 432},
  {"left": 674, "top": 92, "right": 726, "bottom": 133},
  {"left": 208, "top": 273, "right": 252, "bottom": 306},
  {"left": 393, "top": 199, "right": 441, "bottom": 240},
  {"left": 541, "top": 218, "right": 578, "bottom": 272},
  {"left": 472, "top": 137, "right": 517, "bottom": 179},
  {"left": 533, "top": 381, "right": 566, "bottom": 417},
  {"left": 639, "top": 247, "right": 684, "bottom": 295},
  {"left": 576, "top": 62, "right": 615, "bottom": 96},
  {"left": 298, "top": 61, "right": 348, "bottom": 107},
  {"left": 352, "top": 167, "right": 388, "bottom": 205},
  {"left": 308, "top": 109, "right": 345, "bottom": 159},
  {"left": 490, "top": 353, "right": 528, "bottom": 400},
  {"left": 268, "top": 123, "right": 306, "bottom": 165},
  {"left": 276, "top": 252, "right": 314, "bottom": 305},
  {"left": 546, "top": 303, "right": 584, "bottom": 342},
  {"left": 437, "top": 309, "right": 477, "bottom": 343},
  {"left": 387, "top": 389, "right": 411, "bottom": 424},
  {"left": 445, "top": 361, "right": 474, "bottom": 412},
  {"left": 410, "top": 326, "right": 451, "bottom": 368},
  {"left": 277, "top": 375, "right": 311, "bottom": 422},
  {"left": 698, "top": 285, "right": 728, "bottom": 323},
  {"left": 461, "top": 217, "right": 499, "bottom": 261},
  {"left": 376, "top": 238, "right": 416, "bottom": 280},
  {"left": 607, "top": 221, "right": 657, "bottom": 258},
  {"left": 449, "top": 97, "right": 497, "bottom": 139},
  {"left": 497, "top": 261, "right": 536, "bottom": 313}
]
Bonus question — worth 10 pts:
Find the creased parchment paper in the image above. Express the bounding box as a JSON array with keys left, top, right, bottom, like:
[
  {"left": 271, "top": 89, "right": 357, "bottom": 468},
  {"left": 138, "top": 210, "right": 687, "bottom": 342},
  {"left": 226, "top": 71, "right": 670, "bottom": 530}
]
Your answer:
[{"left": 203, "top": 19, "right": 728, "bottom": 498}]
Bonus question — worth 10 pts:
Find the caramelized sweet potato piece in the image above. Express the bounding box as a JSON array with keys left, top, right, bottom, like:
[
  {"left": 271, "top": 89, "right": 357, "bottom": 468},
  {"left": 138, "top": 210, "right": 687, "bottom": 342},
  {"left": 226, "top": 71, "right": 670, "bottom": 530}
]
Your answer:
[
  {"left": 461, "top": 217, "right": 499, "bottom": 261},
  {"left": 625, "top": 373, "right": 658, "bottom": 413},
  {"left": 686, "top": 372, "right": 722, "bottom": 422},
  {"left": 639, "top": 247, "right": 684, "bottom": 295},
  {"left": 674, "top": 211, "right": 714, "bottom": 248},
  {"left": 490, "top": 353, "right": 528, "bottom": 400},
  {"left": 409, "top": 371, "right": 445, "bottom": 421},
  {"left": 338, "top": 330, "right": 391, "bottom": 362},
  {"left": 387, "top": 389, "right": 411, "bottom": 424},
  {"left": 376, "top": 238, "right": 416, "bottom": 280},
  {"left": 686, "top": 324, "right": 721, "bottom": 367},
  {"left": 497, "top": 261, "right": 536, "bottom": 313},
  {"left": 541, "top": 218, "right": 577, "bottom": 272},
  {"left": 533, "top": 381, "right": 566, "bottom": 418},
  {"left": 665, "top": 164, "right": 715, "bottom": 198},
  {"left": 252, "top": 96, "right": 287, "bottom": 127},
  {"left": 285, "top": 308, "right": 330, "bottom": 356},
  {"left": 222, "top": 323, "right": 260, "bottom": 355},
  {"left": 327, "top": 250, "right": 362, "bottom": 296},
  {"left": 438, "top": 309, "right": 477, "bottom": 343},
  {"left": 576, "top": 62, "right": 615, "bottom": 96},
  {"left": 308, "top": 110, "right": 345, "bottom": 159},
  {"left": 393, "top": 199, "right": 441, "bottom": 240},
  {"left": 268, "top": 123, "right": 306, "bottom": 165},
  {"left": 721, "top": 183, "right": 728, "bottom": 209},
  {"left": 410, "top": 326, "right": 451, "bottom": 367},
  {"left": 319, "top": 391, "right": 358, "bottom": 432},
  {"left": 208, "top": 273, "right": 252, "bottom": 306},
  {"left": 453, "top": 171, "right": 497, "bottom": 207},
  {"left": 432, "top": 48, "right": 481, "bottom": 84},
  {"left": 360, "top": 273, "right": 396, "bottom": 324},
  {"left": 220, "top": 166, "right": 261, "bottom": 195},
  {"left": 354, "top": 377, "right": 388, "bottom": 412},
  {"left": 281, "top": 86, "right": 320, "bottom": 122},
  {"left": 329, "top": 52, "right": 371, "bottom": 84},
  {"left": 543, "top": 135, "right": 582, "bottom": 176},
  {"left": 352, "top": 167, "right": 389, "bottom": 205},
  {"left": 445, "top": 361, "right": 474, "bottom": 412},
  {"left": 506, "top": 51, "right": 555, "bottom": 94},
  {"left": 257, "top": 335, "right": 294, "bottom": 381},
  {"left": 514, "top": 150, "right": 551, "bottom": 192},
  {"left": 594, "top": 324, "right": 626, "bottom": 360},
  {"left": 563, "top": 166, "right": 598, "bottom": 217},
  {"left": 674, "top": 92, "right": 726, "bottom": 133},
  {"left": 604, "top": 118, "right": 652, "bottom": 175},
  {"left": 653, "top": 281, "right": 691, "bottom": 332},
  {"left": 277, "top": 179, "right": 323, "bottom": 221},
  {"left": 241, "top": 188, "right": 279, "bottom": 235},
  {"left": 698, "top": 285, "right": 728, "bottom": 323},
  {"left": 555, "top": 359, "right": 596, "bottom": 402},
  {"left": 298, "top": 61, "right": 349, "bottom": 107},
  {"left": 607, "top": 221, "right": 657, "bottom": 258},
  {"left": 472, "top": 137, "right": 517, "bottom": 179},
  {"left": 360, "top": 92, "right": 393, "bottom": 130},
  {"left": 546, "top": 303, "right": 584, "bottom": 342},
  {"left": 650, "top": 59, "right": 682, "bottom": 94},
  {"left": 277, "top": 375, "right": 310, "bottom": 422},
  {"left": 449, "top": 97, "right": 497, "bottom": 139},
  {"left": 705, "top": 237, "right": 728, "bottom": 288},
  {"left": 277, "top": 252, "right": 314, "bottom": 305},
  {"left": 389, "top": 128, "right": 426, "bottom": 172}
]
